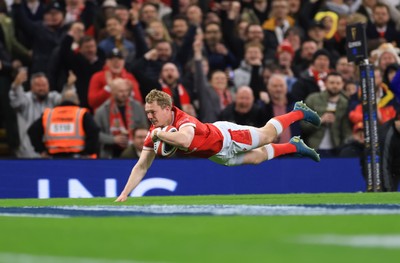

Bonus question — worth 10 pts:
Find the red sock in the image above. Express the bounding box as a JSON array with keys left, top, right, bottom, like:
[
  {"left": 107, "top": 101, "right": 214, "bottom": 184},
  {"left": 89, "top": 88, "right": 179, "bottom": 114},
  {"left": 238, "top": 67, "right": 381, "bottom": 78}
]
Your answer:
[
  {"left": 273, "top": 110, "right": 304, "bottom": 131},
  {"left": 270, "top": 143, "right": 296, "bottom": 158}
]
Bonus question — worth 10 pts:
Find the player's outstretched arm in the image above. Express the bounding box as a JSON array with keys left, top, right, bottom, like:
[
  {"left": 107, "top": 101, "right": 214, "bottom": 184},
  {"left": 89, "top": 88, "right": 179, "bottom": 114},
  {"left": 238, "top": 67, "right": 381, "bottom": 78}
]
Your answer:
[
  {"left": 115, "top": 149, "right": 156, "bottom": 202},
  {"left": 155, "top": 126, "right": 195, "bottom": 149}
]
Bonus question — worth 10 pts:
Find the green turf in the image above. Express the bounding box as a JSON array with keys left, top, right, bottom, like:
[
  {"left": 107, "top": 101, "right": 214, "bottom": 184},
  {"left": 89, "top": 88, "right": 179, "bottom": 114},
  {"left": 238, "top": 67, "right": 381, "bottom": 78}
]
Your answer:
[{"left": 1, "top": 193, "right": 400, "bottom": 263}]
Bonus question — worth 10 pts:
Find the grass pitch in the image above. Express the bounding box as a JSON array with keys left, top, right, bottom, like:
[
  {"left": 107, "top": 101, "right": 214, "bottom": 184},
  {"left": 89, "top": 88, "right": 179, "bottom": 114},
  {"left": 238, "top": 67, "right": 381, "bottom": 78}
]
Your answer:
[{"left": 1, "top": 193, "right": 400, "bottom": 263}]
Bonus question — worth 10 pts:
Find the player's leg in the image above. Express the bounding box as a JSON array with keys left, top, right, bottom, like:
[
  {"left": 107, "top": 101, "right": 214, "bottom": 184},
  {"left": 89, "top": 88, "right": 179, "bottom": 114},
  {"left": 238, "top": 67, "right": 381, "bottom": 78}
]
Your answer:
[
  {"left": 256, "top": 101, "right": 321, "bottom": 147},
  {"left": 240, "top": 136, "right": 320, "bottom": 165}
]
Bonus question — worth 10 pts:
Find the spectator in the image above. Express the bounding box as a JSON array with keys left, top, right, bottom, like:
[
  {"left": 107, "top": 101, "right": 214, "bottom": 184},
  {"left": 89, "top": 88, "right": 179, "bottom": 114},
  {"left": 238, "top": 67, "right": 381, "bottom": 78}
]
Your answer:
[
  {"left": 160, "top": 62, "right": 196, "bottom": 116},
  {"left": 339, "top": 121, "right": 365, "bottom": 157},
  {"left": 88, "top": 48, "right": 142, "bottom": 111},
  {"left": 357, "top": 0, "right": 377, "bottom": 23},
  {"left": 185, "top": 4, "right": 203, "bottom": 27},
  {"left": 148, "top": 0, "right": 172, "bottom": 20},
  {"left": 191, "top": 32, "right": 221, "bottom": 122},
  {"left": 284, "top": 26, "right": 303, "bottom": 54},
  {"left": 12, "top": 0, "right": 68, "bottom": 74},
  {"left": 114, "top": 5, "right": 135, "bottom": 43},
  {"left": 9, "top": 71, "right": 73, "bottom": 157},
  {"left": 170, "top": 15, "right": 189, "bottom": 50},
  {"left": 203, "top": 22, "right": 238, "bottom": 72},
  {"left": 22, "top": 0, "right": 45, "bottom": 22},
  {"left": 262, "top": 0, "right": 295, "bottom": 61},
  {"left": 292, "top": 39, "right": 318, "bottom": 77},
  {"left": 241, "top": 0, "right": 269, "bottom": 25},
  {"left": 291, "top": 48, "right": 332, "bottom": 102},
  {"left": 94, "top": 78, "right": 147, "bottom": 158},
  {"left": 314, "top": 11, "right": 339, "bottom": 40},
  {"left": 233, "top": 42, "right": 264, "bottom": 94},
  {"left": 129, "top": 40, "right": 175, "bottom": 83},
  {"left": 306, "top": 20, "right": 327, "bottom": 50},
  {"left": 209, "top": 70, "right": 233, "bottom": 112},
  {"left": 98, "top": 15, "right": 136, "bottom": 59},
  {"left": 325, "top": 14, "right": 350, "bottom": 57},
  {"left": 349, "top": 68, "right": 398, "bottom": 126},
  {"left": 275, "top": 40, "right": 297, "bottom": 91},
  {"left": 204, "top": 10, "right": 221, "bottom": 26},
  {"left": 325, "top": 0, "right": 362, "bottom": 15},
  {"left": 380, "top": 112, "right": 400, "bottom": 191},
  {"left": 0, "top": 42, "right": 19, "bottom": 155},
  {"left": 139, "top": 2, "right": 159, "bottom": 28},
  {"left": 335, "top": 56, "right": 356, "bottom": 82},
  {"left": 219, "top": 86, "right": 269, "bottom": 128},
  {"left": 120, "top": 126, "right": 149, "bottom": 159},
  {"left": 380, "top": 0, "right": 400, "bottom": 31},
  {"left": 145, "top": 19, "right": 172, "bottom": 49},
  {"left": 28, "top": 89, "right": 99, "bottom": 158},
  {"left": 47, "top": 21, "right": 85, "bottom": 93},
  {"left": 338, "top": 121, "right": 368, "bottom": 187},
  {"left": 343, "top": 80, "right": 359, "bottom": 99},
  {"left": 63, "top": 0, "right": 96, "bottom": 31},
  {"left": 366, "top": 3, "right": 399, "bottom": 52},
  {"left": 0, "top": 8, "right": 31, "bottom": 62},
  {"left": 94, "top": 0, "right": 117, "bottom": 41},
  {"left": 383, "top": 63, "right": 400, "bottom": 91},
  {"left": 263, "top": 73, "right": 298, "bottom": 143},
  {"left": 301, "top": 72, "right": 352, "bottom": 157},
  {"left": 59, "top": 26, "right": 106, "bottom": 110},
  {"left": 370, "top": 43, "right": 400, "bottom": 73}
]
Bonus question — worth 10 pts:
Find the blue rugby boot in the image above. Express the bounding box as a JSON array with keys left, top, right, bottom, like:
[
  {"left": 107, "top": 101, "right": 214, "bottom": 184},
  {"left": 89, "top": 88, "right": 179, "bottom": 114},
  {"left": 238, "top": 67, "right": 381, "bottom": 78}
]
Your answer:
[
  {"left": 293, "top": 101, "right": 321, "bottom": 127},
  {"left": 289, "top": 136, "right": 320, "bottom": 162}
]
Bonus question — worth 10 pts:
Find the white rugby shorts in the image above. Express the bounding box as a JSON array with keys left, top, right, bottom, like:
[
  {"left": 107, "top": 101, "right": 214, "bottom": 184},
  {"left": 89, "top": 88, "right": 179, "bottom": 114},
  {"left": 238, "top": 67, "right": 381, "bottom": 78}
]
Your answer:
[{"left": 209, "top": 121, "right": 260, "bottom": 166}]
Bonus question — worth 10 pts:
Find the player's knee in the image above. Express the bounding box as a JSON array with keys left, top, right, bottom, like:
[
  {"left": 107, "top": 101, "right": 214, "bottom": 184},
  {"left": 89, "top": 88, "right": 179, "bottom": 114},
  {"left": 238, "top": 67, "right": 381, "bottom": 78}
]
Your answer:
[
  {"left": 257, "top": 128, "right": 275, "bottom": 146},
  {"left": 244, "top": 148, "right": 268, "bottom": 165},
  {"left": 251, "top": 154, "right": 266, "bottom": 165}
]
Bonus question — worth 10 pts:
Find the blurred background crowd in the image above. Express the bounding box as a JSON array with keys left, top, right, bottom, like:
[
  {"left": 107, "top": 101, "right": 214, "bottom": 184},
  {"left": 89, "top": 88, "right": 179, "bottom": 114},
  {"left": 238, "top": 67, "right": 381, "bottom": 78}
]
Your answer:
[{"left": 0, "top": 0, "right": 400, "bottom": 184}]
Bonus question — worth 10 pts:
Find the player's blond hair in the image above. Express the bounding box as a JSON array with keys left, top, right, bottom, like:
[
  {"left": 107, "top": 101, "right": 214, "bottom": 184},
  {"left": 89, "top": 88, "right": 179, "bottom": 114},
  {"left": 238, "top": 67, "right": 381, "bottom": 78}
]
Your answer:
[{"left": 145, "top": 89, "right": 172, "bottom": 109}]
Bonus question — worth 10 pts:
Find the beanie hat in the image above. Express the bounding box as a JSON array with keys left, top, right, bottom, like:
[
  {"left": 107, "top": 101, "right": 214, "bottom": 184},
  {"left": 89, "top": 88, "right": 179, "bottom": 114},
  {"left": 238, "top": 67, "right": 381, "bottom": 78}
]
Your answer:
[
  {"left": 276, "top": 40, "right": 294, "bottom": 58},
  {"left": 312, "top": 49, "right": 331, "bottom": 63}
]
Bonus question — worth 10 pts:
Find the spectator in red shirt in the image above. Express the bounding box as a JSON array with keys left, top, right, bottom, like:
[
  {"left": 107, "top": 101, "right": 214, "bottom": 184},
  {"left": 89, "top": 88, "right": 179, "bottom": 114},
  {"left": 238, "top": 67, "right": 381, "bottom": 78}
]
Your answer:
[{"left": 88, "top": 48, "right": 142, "bottom": 111}]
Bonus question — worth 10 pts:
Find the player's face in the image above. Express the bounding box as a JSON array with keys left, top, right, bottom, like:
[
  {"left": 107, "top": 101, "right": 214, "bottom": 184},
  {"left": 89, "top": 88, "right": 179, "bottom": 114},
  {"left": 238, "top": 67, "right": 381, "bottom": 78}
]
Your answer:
[{"left": 145, "top": 102, "right": 171, "bottom": 127}]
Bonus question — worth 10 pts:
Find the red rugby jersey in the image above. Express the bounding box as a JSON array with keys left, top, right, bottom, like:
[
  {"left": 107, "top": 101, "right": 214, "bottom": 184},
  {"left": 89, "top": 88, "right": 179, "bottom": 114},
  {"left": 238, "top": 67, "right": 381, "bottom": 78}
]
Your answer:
[{"left": 143, "top": 107, "right": 223, "bottom": 158}]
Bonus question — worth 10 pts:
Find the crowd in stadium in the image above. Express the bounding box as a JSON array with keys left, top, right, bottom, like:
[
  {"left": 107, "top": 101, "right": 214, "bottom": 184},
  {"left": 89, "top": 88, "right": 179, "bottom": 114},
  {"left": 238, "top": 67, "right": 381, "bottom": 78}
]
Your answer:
[{"left": 0, "top": 0, "right": 399, "bottom": 168}]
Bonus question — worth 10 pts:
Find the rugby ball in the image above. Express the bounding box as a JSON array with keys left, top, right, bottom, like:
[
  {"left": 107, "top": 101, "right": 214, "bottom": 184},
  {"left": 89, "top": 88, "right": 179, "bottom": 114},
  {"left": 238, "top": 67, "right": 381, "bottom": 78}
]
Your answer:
[{"left": 153, "top": 125, "right": 178, "bottom": 157}]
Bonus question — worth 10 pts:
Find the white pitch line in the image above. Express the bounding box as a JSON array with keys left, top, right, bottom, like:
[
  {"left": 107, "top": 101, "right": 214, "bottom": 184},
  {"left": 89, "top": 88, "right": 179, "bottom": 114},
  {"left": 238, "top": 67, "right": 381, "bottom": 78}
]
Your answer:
[
  {"left": 0, "top": 252, "right": 166, "bottom": 263},
  {"left": 0, "top": 213, "right": 69, "bottom": 218},
  {"left": 296, "top": 234, "right": 400, "bottom": 249},
  {"left": 1, "top": 204, "right": 400, "bottom": 217},
  {"left": 45, "top": 205, "right": 400, "bottom": 216}
]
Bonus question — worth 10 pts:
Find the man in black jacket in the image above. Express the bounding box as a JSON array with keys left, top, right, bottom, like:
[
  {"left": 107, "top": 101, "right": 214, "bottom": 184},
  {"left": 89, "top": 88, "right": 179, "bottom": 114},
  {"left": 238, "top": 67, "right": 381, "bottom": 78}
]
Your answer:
[
  {"left": 12, "top": 0, "right": 68, "bottom": 74},
  {"left": 379, "top": 113, "right": 400, "bottom": 191},
  {"left": 59, "top": 23, "right": 105, "bottom": 110}
]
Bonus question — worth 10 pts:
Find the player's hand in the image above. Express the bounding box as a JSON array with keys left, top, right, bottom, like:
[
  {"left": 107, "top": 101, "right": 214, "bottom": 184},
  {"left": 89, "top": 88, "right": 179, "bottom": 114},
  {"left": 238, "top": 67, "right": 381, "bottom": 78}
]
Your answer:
[
  {"left": 115, "top": 194, "right": 128, "bottom": 202},
  {"left": 151, "top": 127, "right": 161, "bottom": 142}
]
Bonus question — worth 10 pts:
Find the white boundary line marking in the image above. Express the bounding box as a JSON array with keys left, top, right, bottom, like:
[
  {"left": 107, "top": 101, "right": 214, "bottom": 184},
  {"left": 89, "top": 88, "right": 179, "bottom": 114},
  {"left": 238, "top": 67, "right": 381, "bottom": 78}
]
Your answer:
[
  {"left": 0, "top": 252, "right": 165, "bottom": 263},
  {"left": 296, "top": 234, "right": 400, "bottom": 249},
  {"left": 1, "top": 204, "right": 400, "bottom": 217}
]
